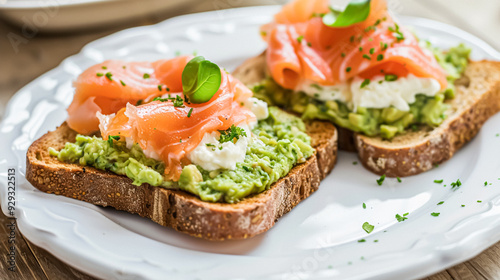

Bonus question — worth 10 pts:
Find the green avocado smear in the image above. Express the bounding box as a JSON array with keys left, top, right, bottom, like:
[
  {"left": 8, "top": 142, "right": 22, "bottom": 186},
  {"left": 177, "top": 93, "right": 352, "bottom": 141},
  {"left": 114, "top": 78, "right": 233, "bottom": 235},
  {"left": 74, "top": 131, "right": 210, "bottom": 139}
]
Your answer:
[
  {"left": 252, "top": 43, "right": 471, "bottom": 139},
  {"left": 49, "top": 107, "right": 314, "bottom": 203}
]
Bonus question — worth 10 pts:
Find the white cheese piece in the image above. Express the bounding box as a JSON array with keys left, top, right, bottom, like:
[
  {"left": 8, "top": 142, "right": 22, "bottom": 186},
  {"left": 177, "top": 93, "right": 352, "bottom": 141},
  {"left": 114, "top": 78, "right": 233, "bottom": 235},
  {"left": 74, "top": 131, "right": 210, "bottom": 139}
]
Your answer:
[
  {"left": 351, "top": 74, "right": 441, "bottom": 111},
  {"left": 296, "top": 80, "right": 352, "bottom": 103},
  {"left": 187, "top": 123, "right": 252, "bottom": 171},
  {"left": 244, "top": 97, "right": 269, "bottom": 120}
]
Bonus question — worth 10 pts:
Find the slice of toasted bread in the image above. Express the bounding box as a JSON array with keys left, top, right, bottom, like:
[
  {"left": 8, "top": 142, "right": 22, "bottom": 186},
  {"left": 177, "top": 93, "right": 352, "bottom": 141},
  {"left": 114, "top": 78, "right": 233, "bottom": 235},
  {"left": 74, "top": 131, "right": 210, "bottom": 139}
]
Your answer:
[
  {"left": 26, "top": 120, "right": 337, "bottom": 241},
  {"left": 233, "top": 52, "right": 500, "bottom": 177}
]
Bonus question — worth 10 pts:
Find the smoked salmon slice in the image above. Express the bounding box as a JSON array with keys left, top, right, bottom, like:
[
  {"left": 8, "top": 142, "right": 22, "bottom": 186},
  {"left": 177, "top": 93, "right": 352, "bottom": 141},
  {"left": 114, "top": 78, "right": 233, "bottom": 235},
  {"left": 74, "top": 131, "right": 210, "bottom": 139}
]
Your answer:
[
  {"left": 99, "top": 70, "right": 256, "bottom": 181},
  {"left": 261, "top": 0, "right": 447, "bottom": 90},
  {"left": 67, "top": 56, "right": 193, "bottom": 135}
]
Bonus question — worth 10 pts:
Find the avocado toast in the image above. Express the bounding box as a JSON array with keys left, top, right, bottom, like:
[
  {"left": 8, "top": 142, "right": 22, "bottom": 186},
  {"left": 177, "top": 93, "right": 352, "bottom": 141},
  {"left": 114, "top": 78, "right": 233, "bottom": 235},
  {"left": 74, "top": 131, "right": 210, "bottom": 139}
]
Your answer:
[
  {"left": 234, "top": 0, "right": 500, "bottom": 177},
  {"left": 26, "top": 56, "right": 337, "bottom": 240}
]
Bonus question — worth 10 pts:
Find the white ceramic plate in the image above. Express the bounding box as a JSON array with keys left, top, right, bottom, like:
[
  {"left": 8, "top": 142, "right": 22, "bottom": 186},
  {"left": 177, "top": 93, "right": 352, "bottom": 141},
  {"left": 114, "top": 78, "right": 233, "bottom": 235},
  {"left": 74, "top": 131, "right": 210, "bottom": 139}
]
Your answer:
[
  {"left": 2, "top": 6, "right": 500, "bottom": 280},
  {"left": 0, "top": 0, "right": 196, "bottom": 32}
]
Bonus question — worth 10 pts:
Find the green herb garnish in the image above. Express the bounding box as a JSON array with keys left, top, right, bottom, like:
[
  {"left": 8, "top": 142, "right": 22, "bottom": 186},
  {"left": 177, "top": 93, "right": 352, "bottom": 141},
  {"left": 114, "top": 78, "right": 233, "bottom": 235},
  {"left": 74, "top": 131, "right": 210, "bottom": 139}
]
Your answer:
[
  {"left": 395, "top": 214, "right": 407, "bottom": 222},
  {"left": 96, "top": 72, "right": 104, "bottom": 77},
  {"left": 173, "top": 95, "right": 185, "bottom": 107},
  {"left": 107, "top": 135, "right": 120, "bottom": 147},
  {"left": 397, "top": 177, "right": 402, "bottom": 183},
  {"left": 323, "top": 0, "right": 371, "bottom": 28},
  {"left": 187, "top": 108, "right": 193, "bottom": 118},
  {"left": 389, "top": 23, "right": 405, "bottom": 41},
  {"left": 218, "top": 125, "right": 247, "bottom": 144},
  {"left": 450, "top": 179, "right": 462, "bottom": 190},
  {"left": 437, "top": 201, "right": 444, "bottom": 205},
  {"left": 376, "top": 174, "right": 386, "bottom": 185},
  {"left": 362, "top": 222, "right": 374, "bottom": 234},
  {"left": 105, "top": 72, "right": 113, "bottom": 81},
  {"left": 346, "top": 67, "right": 352, "bottom": 73},
  {"left": 431, "top": 212, "right": 440, "bottom": 217},
  {"left": 362, "top": 202, "right": 366, "bottom": 209},
  {"left": 182, "top": 56, "right": 222, "bottom": 104},
  {"left": 143, "top": 73, "right": 150, "bottom": 79},
  {"left": 297, "top": 35, "right": 304, "bottom": 43},
  {"left": 384, "top": 74, "right": 398, "bottom": 82},
  {"left": 434, "top": 179, "right": 443, "bottom": 184},
  {"left": 360, "top": 79, "right": 371, "bottom": 89},
  {"left": 377, "top": 54, "right": 384, "bottom": 61},
  {"left": 120, "top": 80, "right": 126, "bottom": 86}
]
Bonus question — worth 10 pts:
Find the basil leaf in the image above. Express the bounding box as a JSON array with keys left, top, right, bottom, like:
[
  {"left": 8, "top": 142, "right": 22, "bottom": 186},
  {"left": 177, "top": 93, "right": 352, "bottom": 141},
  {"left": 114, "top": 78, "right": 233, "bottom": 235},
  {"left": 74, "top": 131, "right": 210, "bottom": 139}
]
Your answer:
[
  {"left": 323, "top": 0, "right": 371, "bottom": 27},
  {"left": 321, "top": 7, "right": 342, "bottom": 26},
  {"left": 182, "top": 56, "right": 222, "bottom": 104}
]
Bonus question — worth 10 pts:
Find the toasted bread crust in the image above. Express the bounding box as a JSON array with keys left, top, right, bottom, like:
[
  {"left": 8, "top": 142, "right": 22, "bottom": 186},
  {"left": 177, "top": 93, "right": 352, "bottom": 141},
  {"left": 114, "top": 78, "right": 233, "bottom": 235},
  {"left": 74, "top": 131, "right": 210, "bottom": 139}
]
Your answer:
[
  {"left": 233, "top": 52, "right": 500, "bottom": 177},
  {"left": 26, "top": 121, "right": 337, "bottom": 241}
]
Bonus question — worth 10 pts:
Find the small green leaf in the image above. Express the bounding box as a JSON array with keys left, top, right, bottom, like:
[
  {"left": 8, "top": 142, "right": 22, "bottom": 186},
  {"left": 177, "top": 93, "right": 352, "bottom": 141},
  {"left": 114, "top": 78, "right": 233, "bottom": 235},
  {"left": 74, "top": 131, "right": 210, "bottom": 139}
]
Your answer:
[
  {"left": 182, "top": 56, "right": 222, "bottom": 104},
  {"left": 323, "top": 0, "right": 371, "bottom": 28},
  {"left": 362, "top": 222, "right": 374, "bottom": 233}
]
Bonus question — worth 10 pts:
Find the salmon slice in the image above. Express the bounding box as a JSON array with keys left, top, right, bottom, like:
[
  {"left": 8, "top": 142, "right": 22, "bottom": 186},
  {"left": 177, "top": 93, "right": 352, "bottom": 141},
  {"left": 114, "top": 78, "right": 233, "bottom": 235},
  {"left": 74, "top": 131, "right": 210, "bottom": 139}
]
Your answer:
[
  {"left": 262, "top": 0, "right": 447, "bottom": 90},
  {"left": 67, "top": 56, "right": 193, "bottom": 135},
  {"left": 100, "top": 71, "right": 256, "bottom": 181}
]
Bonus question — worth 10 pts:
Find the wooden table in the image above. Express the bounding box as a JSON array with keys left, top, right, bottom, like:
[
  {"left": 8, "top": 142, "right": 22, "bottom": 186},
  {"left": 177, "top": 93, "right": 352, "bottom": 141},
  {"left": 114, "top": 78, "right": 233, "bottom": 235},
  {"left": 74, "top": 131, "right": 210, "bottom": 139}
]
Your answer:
[{"left": 1, "top": 1, "right": 499, "bottom": 279}]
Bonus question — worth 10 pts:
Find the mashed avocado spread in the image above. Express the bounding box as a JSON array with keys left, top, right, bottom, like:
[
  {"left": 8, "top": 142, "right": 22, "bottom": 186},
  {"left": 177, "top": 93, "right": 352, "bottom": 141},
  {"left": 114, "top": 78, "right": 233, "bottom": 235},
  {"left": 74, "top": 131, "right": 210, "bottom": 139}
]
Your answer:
[
  {"left": 50, "top": 107, "right": 314, "bottom": 203},
  {"left": 252, "top": 44, "right": 471, "bottom": 139}
]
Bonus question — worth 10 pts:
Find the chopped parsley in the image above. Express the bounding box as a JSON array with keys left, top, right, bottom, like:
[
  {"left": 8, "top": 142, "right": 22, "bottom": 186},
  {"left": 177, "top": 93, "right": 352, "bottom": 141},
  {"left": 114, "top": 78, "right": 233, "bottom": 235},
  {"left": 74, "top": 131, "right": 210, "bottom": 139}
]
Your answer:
[
  {"left": 384, "top": 74, "right": 398, "bottom": 82},
  {"left": 158, "top": 85, "right": 162, "bottom": 91},
  {"left": 369, "top": 48, "right": 375, "bottom": 54},
  {"left": 136, "top": 99, "right": 143, "bottom": 106},
  {"left": 346, "top": 67, "right": 352, "bottom": 73},
  {"left": 376, "top": 174, "right": 386, "bottom": 186},
  {"left": 358, "top": 239, "right": 366, "bottom": 243},
  {"left": 102, "top": 66, "right": 107, "bottom": 70},
  {"left": 353, "top": 161, "right": 358, "bottom": 165},
  {"left": 143, "top": 73, "right": 150, "bottom": 79},
  {"left": 434, "top": 179, "right": 443, "bottom": 184},
  {"left": 107, "top": 135, "right": 120, "bottom": 147},
  {"left": 362, "top": 202, "right": 366, "bottom": 209},
  {"left": 477, "top": 200, "right": 482, "bottom": 203},
  {"left": 297, "top": 35, "right": 304, "bottom": 43},
  {"left": 437, "top": 201, "right": 444, "bottom": 205},
  {"left": 396, "top": 177, "right": 402, "bottom": 183},
  {"left": 430, "top": 212, "right": 440, "bottom": 217},
  {"left": 484, "top": 181, "right": 488, "bottom": 186},
  {"left": 96, "top": 72, "right": 104, "bottom": 77},
  {"left": 380, "top": 42, "right": 388, "bottom": 51},
  {"left": 377, "top": 54, "right": 384, "bottom": 61},
  {"left": 105, "top": 72, "right": 113, "bottom": 81},
  {"left": 172, "top": 95, "right": 185, "bottom": 107},
  {"left": 450, "top": 179, "right": 462, "bottom": 191},
  {"left": 395, "top": 213, "right": 408, "bottom": 222},
  {"left": 218, "top": 125, "right": 247, "bottom": 144},
  {"left": 461, "top": 205, "right": 465, "bottom": 207},
  {"left": 187, "top": 108, "right": 193, "bottom": 118},
  {"left": 389, "top": 23, "right": 405, "bottom": 42},
  {"left": 360, "top": 79, "right": 371, "bottom": 89},
  {"left": 152, "top": 95, "right": 184, "bottom": 107},
  {"left": 307, "top": 42, "right": 312, "bottom": 47},
  {"left": 120, "top": 80, "right": 126, "bottom": 86},
  {"left": 374, "top": 239, "right": 379, "bottom": 243},
  {"left": 341, "top": 52, "right": 346, "bottom": 57},
  {"left": 359, "top": 47, "right": 363, "bottom": 52},
  {"left": 362, "top": 222, "right": 374, "bottom": 233},
  {"left": 362, "top": 54, "right": 371, "bottom": 60}
]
